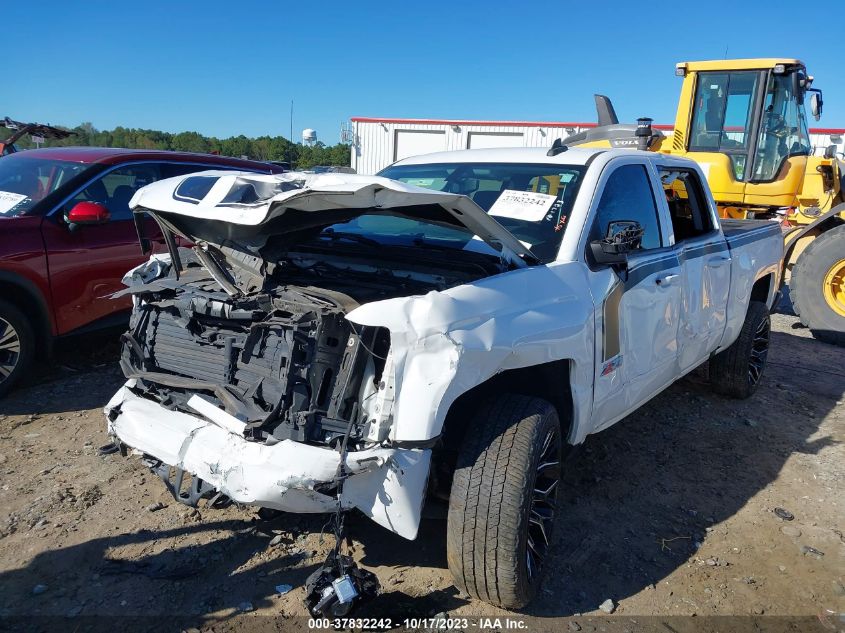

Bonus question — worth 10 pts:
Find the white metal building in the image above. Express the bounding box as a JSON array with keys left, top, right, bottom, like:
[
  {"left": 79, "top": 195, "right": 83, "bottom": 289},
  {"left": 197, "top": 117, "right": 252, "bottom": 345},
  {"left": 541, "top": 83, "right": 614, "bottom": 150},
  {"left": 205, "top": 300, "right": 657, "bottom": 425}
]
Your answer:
[{"left": 348, "top": 116, "right": 845, "bottom": 175}]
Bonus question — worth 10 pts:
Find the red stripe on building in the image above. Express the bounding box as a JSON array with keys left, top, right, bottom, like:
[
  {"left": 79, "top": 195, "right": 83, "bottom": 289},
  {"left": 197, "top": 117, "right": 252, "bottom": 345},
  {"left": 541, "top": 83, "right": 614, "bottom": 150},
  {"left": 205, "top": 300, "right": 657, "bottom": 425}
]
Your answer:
[{"left": 350, "top": 117, "right": 591, "bottom": 128}]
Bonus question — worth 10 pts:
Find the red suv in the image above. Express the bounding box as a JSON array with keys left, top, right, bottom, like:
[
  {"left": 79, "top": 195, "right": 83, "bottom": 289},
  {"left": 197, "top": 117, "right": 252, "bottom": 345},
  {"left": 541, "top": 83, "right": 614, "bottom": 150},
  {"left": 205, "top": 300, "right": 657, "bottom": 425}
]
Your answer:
[{"left": 0, "top": 147, "right": 283, "bottom": 396}]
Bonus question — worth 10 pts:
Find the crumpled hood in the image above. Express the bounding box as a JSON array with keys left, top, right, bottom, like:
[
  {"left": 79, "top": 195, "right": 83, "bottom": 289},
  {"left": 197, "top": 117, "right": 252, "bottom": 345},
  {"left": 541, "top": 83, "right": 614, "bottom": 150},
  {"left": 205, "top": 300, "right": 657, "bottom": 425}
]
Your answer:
[{"left": 129, "top": 170, "right": 535, "bottom": 265}]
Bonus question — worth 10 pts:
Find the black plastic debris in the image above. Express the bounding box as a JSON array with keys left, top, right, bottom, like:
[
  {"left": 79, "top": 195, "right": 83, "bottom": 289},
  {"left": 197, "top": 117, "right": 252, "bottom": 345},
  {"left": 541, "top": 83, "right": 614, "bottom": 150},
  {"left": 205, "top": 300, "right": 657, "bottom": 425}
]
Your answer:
[
  {"left": 774, "top": 507, "right": 795, "bottom": 521},
  {"left": 304, "top": 550, "right": 379, "bottom": 617},
  {"left": 97, "top": 442, "right": 120, "bottom": 457}
]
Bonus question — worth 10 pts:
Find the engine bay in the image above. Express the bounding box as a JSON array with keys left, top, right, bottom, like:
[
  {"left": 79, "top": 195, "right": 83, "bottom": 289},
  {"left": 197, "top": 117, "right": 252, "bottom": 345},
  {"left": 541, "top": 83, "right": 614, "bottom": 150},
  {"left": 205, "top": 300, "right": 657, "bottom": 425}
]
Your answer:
[{"left": 118, "top": 241, "right": 506, "bottom": 450}]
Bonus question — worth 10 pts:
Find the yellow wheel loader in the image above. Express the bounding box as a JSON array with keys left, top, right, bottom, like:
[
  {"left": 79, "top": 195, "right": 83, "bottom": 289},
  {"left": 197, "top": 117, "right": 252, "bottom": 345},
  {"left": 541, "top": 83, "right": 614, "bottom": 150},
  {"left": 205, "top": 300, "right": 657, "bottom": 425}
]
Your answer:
[{"left": 563, "top": 58, "right": 845, "bottom": 346}]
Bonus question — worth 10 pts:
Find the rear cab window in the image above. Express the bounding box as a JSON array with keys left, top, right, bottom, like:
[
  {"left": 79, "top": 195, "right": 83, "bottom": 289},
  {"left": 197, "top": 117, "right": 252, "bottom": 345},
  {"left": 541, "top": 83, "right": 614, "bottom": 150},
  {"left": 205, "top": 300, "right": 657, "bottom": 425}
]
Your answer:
[{"left": 657, "top": 167, "right": 717, "bottom": 243}]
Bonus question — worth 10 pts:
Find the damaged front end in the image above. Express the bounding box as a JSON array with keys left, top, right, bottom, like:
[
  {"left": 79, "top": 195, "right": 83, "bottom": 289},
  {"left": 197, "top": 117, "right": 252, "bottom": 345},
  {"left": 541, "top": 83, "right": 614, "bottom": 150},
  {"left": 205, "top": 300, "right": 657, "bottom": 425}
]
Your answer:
[
  {"left": 106, "top": 251, "right": 435, "bottom": 538},
  {"left": 106, "top": 171, "right": 531, "bottom": 539}
]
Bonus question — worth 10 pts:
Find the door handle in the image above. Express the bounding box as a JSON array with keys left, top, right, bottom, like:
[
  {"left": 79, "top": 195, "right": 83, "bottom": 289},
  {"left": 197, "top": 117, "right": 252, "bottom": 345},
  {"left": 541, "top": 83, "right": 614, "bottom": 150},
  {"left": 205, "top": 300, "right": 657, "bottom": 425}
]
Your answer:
[
  {"left": 655, "top": 274, "right": 680, "bottom": 286},
  {"left": 708, "top": 256, "right": 731, "bottom": 267}
]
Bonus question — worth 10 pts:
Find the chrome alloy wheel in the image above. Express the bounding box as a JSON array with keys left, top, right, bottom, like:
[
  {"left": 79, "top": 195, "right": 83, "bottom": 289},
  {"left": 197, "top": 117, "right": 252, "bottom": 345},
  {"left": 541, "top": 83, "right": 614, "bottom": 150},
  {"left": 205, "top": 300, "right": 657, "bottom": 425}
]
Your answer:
[{"left": 0, "top": 316, "right": 21, "bottom": 385}]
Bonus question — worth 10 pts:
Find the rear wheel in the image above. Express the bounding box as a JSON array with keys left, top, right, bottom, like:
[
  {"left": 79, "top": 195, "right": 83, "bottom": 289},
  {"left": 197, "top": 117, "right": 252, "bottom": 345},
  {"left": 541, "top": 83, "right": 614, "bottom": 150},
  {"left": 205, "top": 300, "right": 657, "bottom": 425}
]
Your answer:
[
  {"left": 710, "top": 301, "right": 770, "bottom": 399},
  {"left": 447, "top": 394, "right": 562, "bottom": 609},
  {"left": 0, "top": 300, "right": 35, "bottom": 398},
  {"left": 791, "top": 224, "right": 845, "bottom": 347}
]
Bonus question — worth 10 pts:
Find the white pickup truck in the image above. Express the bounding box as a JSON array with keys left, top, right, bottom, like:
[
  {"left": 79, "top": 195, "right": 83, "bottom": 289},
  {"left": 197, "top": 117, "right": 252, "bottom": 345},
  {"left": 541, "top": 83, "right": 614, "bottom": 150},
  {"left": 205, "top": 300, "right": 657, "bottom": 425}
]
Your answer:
[{"left": 105, "top": 147, "right": 783, "bottom": 609}]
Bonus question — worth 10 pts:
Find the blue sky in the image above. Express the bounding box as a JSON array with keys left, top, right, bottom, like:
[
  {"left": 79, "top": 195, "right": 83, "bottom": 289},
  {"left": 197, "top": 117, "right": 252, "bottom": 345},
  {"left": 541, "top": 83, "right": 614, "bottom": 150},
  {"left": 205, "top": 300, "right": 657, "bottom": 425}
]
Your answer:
[{"left": 5, "top": 0, "right": 844, "bottom": 144}]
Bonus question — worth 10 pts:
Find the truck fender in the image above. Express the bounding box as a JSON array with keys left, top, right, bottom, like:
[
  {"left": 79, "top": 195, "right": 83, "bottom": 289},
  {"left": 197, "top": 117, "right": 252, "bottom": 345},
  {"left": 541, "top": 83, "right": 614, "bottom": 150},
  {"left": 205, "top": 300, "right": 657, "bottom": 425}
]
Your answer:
[
  {"left": 346, "top": 262, "right": 595, "bottom": 444},
  {"left": 344, "top": 263, "right": 595, "bottom": 539}
]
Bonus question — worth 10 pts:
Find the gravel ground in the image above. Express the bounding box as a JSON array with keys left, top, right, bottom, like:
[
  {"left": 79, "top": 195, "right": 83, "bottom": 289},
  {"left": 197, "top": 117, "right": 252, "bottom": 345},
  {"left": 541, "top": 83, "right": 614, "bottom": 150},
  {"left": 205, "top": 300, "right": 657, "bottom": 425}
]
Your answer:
[{"left": 0, "top": 311, "right": 842, "bottom": 632}]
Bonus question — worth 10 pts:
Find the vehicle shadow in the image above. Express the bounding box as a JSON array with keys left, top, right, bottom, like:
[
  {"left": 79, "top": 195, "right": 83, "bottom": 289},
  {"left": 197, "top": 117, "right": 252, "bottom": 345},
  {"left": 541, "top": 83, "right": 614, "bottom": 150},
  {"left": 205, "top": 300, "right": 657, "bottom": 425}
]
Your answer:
[
  {"left": 0, "top": 516, "right": 328, "bottom": 628},
  {"left": 0, "top": 332, "right": 125, "bottom": 416},
  {"left": 356, "top": 325, "right": 843, "bottom": 617}
]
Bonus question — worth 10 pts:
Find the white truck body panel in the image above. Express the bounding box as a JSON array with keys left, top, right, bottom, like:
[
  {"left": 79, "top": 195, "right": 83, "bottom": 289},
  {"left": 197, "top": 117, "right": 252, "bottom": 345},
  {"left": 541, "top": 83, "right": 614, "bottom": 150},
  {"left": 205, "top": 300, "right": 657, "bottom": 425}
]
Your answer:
[{"left": 107, "top": 147, "right": 783, "bottom": 539}]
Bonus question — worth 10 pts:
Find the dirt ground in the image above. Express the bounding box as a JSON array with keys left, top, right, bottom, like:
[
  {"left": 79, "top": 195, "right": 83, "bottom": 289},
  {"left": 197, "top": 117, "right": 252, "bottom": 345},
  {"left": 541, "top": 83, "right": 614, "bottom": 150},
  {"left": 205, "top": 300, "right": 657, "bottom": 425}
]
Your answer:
[{"left": 0, "top": 308, "right": 842, "bottom": 632}]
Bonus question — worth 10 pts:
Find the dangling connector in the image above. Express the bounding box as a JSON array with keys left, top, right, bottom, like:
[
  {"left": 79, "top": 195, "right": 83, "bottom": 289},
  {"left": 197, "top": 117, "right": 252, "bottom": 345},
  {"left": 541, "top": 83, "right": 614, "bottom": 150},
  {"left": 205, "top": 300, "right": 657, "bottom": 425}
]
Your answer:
[
  {"left": 304, "top": 542, "right": 380, "bottom": 617},
  {"left": 303, "top": 411, "right": 380, "bottom": 616}
]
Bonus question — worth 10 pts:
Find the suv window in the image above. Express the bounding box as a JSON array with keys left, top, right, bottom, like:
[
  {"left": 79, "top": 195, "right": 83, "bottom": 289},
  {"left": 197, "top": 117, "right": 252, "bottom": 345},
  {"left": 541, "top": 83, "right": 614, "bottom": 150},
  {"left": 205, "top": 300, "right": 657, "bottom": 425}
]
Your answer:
[
  {"left": 67, "top": 164, "right": 161, "bottom": 221},
  {"left": 0, "top": 156, "right": 88, "bottom": 217},
  {"left": 160, "top": 163, "right": 225, "bottom": 179},
  {"left": 592, "top": 164, "right": 662, "bottom": 250},
  {"left": 659, "top": 168, "right": 716, "bottom": 242},
  {"left": 64, "top": 162, "right": 260, "bottom": 222}
]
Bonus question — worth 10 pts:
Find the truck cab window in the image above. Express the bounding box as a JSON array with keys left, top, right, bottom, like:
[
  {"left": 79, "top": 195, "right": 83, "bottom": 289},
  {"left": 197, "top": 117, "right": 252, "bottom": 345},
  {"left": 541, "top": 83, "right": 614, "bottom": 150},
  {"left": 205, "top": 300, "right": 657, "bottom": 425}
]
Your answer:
[
  {"left": 659, "top": 168, "right": 715, "bottom": 242},
  {"left": 592, "top": 164, "right": 662, "bottom": 250}
]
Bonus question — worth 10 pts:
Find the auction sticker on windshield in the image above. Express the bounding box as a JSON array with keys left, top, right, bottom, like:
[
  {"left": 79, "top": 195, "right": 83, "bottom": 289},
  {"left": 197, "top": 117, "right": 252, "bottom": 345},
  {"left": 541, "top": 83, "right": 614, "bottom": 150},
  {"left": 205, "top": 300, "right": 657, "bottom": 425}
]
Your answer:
[
  {"left": 0, "top": 191, "right": 28, "bottom": 215},
  {"left": 488, "top": 189, "right": 555, "bottom": 222}
]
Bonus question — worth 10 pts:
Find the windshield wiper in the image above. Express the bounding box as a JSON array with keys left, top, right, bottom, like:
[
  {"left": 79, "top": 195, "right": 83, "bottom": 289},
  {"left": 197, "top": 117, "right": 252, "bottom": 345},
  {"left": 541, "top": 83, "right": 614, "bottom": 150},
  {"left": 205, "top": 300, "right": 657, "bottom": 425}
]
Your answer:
[{"left": 319, "top": 230, "right": 381, "bottom": 248}]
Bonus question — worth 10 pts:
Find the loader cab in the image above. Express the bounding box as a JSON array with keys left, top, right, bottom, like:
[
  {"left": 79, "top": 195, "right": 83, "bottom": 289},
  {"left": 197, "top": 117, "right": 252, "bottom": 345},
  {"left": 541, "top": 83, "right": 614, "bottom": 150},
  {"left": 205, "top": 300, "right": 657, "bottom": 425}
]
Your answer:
[{"left": 675, "top": 59, "right": 818, "bottom": 210}]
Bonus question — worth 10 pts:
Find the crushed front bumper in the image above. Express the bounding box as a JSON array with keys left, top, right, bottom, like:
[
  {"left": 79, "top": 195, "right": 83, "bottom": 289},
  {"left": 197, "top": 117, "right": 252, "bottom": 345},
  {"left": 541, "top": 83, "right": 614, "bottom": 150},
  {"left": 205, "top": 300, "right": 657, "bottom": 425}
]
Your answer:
[{"left": 105, "top": 382, "right": 431, "bottom": 539}]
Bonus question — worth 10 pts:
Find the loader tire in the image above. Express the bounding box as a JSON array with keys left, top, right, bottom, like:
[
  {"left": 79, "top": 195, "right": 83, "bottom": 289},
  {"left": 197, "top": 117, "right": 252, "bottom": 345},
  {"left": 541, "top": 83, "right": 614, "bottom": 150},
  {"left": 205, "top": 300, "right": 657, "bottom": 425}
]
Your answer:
[
  {"left": 0, "top": 299, "right": 35, "bottom": 399},
  {"left": 447, "top": 394, "right": 562, "bottom": 609},
  {"left": 791, "top": 224, "right": 845, "bottom": 347},
  {"left": 710, "top": 301, "right": 770, "bottom": 399}
]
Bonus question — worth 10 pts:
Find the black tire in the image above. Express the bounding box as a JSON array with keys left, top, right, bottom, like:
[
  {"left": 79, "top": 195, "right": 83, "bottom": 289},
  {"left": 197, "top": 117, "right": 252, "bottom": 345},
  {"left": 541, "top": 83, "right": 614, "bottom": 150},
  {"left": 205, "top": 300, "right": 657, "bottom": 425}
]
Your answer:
[
  {"left": 0, "top": 299, "right": 35, "bottom": 398},
  {"left": 447, "top": 394, "right": 562, "bottom": 609},
  {"left": 710, "top": 301, "right": 770, "bottom": 399},
  {"left": 791, "top": 224, "right": 845, "bottom": 347}
]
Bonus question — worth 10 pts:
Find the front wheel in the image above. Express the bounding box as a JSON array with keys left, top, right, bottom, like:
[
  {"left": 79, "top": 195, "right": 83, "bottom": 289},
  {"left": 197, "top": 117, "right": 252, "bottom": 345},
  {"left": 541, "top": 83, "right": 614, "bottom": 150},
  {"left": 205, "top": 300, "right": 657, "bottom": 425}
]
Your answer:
[
  {"left": 0, "top": 300, "right": 35, "bottom": 398},
  {"left": 447, "top": 394, "right": 562, "bottom": 609},
  {"left": 710, "top": 301, "right": 770, "bottom": 399}
]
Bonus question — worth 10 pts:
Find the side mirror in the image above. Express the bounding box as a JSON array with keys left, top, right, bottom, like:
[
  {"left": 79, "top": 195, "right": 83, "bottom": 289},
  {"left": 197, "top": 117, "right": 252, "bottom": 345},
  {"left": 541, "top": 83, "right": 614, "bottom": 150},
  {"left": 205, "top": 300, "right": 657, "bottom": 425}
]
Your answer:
[
  {"left": 824, "top": 145, "right": 838, "bottom": 160},
  {"left": 589, "top": 220, "right": 644, "bottom": 266},
  {"left": 809, "top": 91, "right": 823, "bottom": 121},
  {"left": 66, "top": 201, "right": 110, "bottom": 227}
]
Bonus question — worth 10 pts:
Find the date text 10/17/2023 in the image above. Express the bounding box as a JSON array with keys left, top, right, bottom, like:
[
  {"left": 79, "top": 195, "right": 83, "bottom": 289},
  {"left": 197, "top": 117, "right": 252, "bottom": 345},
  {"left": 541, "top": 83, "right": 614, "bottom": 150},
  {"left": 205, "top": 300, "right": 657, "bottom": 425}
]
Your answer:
[{"left": 308, "top": 617, "right": 530, "bottom": 630}]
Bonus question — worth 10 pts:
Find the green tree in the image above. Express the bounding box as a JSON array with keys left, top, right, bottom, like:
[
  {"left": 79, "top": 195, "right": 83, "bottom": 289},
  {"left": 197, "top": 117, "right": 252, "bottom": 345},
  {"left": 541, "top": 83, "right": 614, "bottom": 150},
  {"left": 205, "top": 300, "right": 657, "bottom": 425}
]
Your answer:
[
  {"left": 2, "top": 119, "right": 352, "bottom": 167},
  {"left": 172, "top": 131, "right": 209, "bottom": 153}
]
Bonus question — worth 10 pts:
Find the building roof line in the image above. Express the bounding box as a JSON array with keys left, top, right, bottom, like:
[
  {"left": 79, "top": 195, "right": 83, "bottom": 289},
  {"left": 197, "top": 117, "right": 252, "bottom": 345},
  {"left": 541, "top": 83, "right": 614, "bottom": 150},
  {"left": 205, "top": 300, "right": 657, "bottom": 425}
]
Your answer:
[{"left": 350, "top": 116, "right": 844, "bottom": 135}]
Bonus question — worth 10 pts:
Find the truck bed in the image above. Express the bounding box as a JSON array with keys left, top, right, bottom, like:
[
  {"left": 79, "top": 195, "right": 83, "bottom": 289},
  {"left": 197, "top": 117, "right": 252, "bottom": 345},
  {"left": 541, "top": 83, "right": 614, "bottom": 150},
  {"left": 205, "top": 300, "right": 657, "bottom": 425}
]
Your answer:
[{"left": 720, "top": 218, "right": 784, "bottom": 249}]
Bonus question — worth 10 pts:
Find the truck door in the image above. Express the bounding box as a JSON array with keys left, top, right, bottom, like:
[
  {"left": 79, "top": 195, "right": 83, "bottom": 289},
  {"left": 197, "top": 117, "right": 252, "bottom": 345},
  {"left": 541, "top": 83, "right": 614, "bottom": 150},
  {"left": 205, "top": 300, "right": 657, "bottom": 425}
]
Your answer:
[
  {"left": 657, "top": 166, "right": 731, "bottom": 372},
  {"left": 588, "top": 162, "right": 682, "bottom": 431}
]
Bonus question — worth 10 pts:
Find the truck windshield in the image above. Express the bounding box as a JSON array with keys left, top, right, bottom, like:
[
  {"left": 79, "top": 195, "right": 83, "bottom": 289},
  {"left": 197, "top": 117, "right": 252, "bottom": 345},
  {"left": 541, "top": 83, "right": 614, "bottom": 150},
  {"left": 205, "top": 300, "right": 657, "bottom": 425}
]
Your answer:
[
  {"left": 379, "top": 162, "right": 586, "bottom": 262},
  {"left": 0, "top": 155, "right": 88, "bottom": 217}
]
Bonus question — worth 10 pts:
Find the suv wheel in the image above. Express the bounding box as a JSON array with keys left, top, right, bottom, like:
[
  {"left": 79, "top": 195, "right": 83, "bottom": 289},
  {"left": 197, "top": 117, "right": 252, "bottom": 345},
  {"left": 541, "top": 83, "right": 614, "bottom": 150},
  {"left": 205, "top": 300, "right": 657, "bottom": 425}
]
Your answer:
[
  {"left": 447, "top": 394, "right": 562, "bottom": 609},
  {"left": 709, "top": 300, "right": 770, "bottom": 399},
  {"left": 0, "top": 300, "right": 35, "bottom": 398}
]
